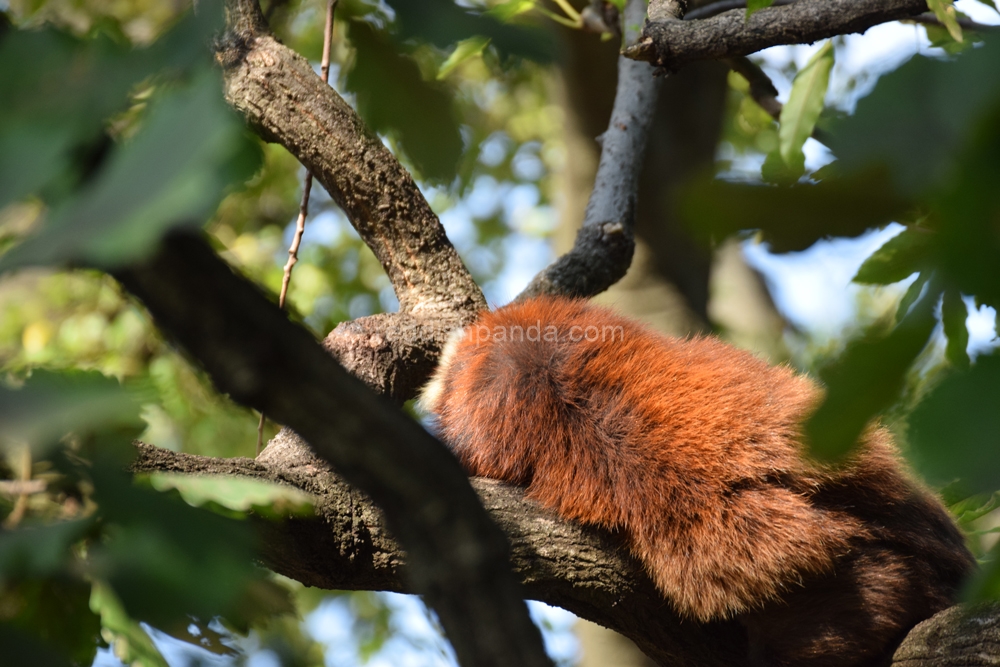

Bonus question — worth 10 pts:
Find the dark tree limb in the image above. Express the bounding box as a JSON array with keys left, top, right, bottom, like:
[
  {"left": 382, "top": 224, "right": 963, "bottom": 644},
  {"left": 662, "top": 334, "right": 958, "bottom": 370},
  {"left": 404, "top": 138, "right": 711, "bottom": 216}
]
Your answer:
[
  {"left": 130, "top": 439, "right": 1000, "bottom": 667},
  {"left": 626, "top": 0, "right": 931, "bottom": 71},
  {"left": 114, "top": 232, "right": 551, "bottom": 667},
  {"left": 518, "top": 0, "right": 674, "bottom": 300}
]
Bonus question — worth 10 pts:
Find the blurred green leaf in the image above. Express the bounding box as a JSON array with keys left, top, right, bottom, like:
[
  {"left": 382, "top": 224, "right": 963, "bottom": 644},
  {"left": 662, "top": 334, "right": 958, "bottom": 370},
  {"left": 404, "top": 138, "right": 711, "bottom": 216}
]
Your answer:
[
  {"left": 346, "top": 20, "right": 463, "bottom": 183},
  {"left": 0, "top": 520, "right": 93, "bottom": 579},
  {"left": 90, "top": 580, "right": 169, "bottom": 667},
  {"left": 778, "top": 40, "right": 833, "bottom": 177},
  {"left": 932, "top": 95, "right": 1000, "bottom": 310},
  {"left": 387, "top": 0, "right": 551, "bottom": 62},
  {"left": 0, "top": 624, "right": 74, "bottom": 667},
  {"left": 147, "top": 473, "right": 315, "bottom": 519},
  {"left": 909, "top": 352, "right": 1000, "bottom": 493},
  {"left": 89, "top": 462, "right": 261, "bottom": 627},
  {"left": 0, "top": 68, "right": 261, "bottom": 272},
  {"left": 0, "top": 370, "right": 144, "bottom": 456},
  {"left": 746, "top": 0, "right": 775, "bottom": 18},
  {"left": 438, "top": 36, "right": 491, "bottom": 80},
  {"left": 3, "top": 577, "right": 102, "bottom": 666},
  {"left": 805, "top": 285, "right": 938, "bottom": 461},
  {"left": 680, "top": 168, "right": 912, "bottom": 251},
  {"left": 0, "top": 3, "right": 225, "bottom": 210},
  {"left": 853, "top": 226, "right": 932, "bottom": 285},
  {"left": 941, "top": 289, "right": 970, "bottom": 369},
  {"left": 828, "top": 35, "right": 1000, "bottom": 195}
]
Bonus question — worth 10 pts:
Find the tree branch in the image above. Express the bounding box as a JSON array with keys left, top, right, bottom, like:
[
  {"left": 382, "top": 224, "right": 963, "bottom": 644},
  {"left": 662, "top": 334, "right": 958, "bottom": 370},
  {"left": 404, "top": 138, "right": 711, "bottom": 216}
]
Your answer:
[
  {"left": 114, "top": 232, "right": 551, "bottom": 667},
  {"left": 626, "top": 0, "right": 931, "bottom": 70},
  {"left": 217, "top": 0, "right": 483, "bottom": 400},
  {"left": 131, "top": 439, "right": 1000, "bottom": 667},
  {"left": 518, "top": 0, "right": 673, "bottom": 300}
]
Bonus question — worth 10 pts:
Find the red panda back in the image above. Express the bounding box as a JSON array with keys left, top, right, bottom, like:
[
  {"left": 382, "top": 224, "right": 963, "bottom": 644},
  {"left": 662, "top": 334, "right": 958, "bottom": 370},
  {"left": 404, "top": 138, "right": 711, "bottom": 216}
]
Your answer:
[{"left": 421, "top": 296, "right": 973, "bottom": 665}]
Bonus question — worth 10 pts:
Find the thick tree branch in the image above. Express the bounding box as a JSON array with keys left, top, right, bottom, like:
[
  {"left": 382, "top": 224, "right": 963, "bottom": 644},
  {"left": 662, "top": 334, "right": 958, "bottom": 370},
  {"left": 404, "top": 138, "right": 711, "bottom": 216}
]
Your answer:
[
  {"left": 131, "top": 439, "right": 1000, "bottom": 667},
  {"left": 216, "top": 0, "right": 483, "bottom": 395},
  {"left": 114, "top": 232, "right": 551, "bottom": 667},
  {"left": 518, "top": 0, "right": 672, "bottom": 300},
  {"left": 626, "top": 0, "right": 931, "bottom": 70}
]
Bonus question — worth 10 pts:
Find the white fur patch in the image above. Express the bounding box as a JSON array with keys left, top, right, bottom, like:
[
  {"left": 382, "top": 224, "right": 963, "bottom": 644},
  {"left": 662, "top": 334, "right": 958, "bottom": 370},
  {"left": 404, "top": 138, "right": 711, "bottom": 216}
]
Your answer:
[{"left": 417, "top": 325, "right": 467, "bottom": 414}]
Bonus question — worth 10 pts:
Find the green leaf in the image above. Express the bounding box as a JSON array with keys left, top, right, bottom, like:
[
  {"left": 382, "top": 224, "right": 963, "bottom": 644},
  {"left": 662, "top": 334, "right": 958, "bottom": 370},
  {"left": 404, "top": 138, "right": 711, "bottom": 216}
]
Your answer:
[
  {"left": 805, "top": 284, "right": 939, "bottom": 461},
  {"left": 746, "top": 0, "right": 776, "bottom": 19},
  {"left": 926, "top": 0, "right": 964, "bottom": 42},
  {"left": 679, "top": 167, "right": 913, "bottom": 252},
  {"left": 828, "top": 36, "right": 1000, "bottom": 196},
  {"left": 941, "top": 289, "right": 970, "bottom": 369},
  {"left": 90, "top": 581, "right": 169, "bottom": 667},
  {"left": 438, "top": 36, "right": 491, "bottom": 80},
  {"left": 0, "top": 68, "right": 261, "bottom": 272},
  {"left": 345, "top": 20, "right": 463, "bottom": 183},
  {"left": 909, "top": 352, "right": 1000, "bottom": 494},
  {"left": 0, "top": 371, "right": 144, "bottom": 455},
  {"left": 778, "top": 41, "right": 833, "bottom": 176},
  {"left": 853, "top": 226, "right": 932, "bottom": 285},
  {"left": 147, "top": 473, "right": 315, "bottom": 519}
]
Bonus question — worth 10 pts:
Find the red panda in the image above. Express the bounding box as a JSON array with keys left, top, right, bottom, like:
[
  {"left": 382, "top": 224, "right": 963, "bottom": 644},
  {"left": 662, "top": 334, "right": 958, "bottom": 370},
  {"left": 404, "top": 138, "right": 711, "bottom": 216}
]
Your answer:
[{"left": 420, "top": 296, "right": 974, "bottom": 667}]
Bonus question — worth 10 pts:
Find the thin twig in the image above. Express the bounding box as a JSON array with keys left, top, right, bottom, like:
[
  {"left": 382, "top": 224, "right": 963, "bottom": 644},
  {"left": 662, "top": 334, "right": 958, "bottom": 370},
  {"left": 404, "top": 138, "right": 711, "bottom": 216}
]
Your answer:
[
  {"left": 257, "top": 0, "right": 338, "bottom": 457},
  {"left": 2, "top": 446, "right": 32, "bottom": 528},
  {"left": 908, "top": 12, "right": 1000, "bottom": 31}
]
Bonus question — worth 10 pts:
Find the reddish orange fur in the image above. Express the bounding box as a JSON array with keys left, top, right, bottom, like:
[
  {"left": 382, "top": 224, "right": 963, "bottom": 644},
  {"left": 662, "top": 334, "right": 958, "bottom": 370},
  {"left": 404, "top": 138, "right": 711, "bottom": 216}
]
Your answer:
[{"left": 422, "top": 297, "right": 974, "bottom": 666}]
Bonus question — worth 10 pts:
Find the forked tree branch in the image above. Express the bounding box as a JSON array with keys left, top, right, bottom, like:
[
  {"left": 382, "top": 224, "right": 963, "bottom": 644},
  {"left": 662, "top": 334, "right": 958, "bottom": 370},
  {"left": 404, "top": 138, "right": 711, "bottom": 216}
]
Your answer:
[{"left": 114, "top": 232, "right": 552, "bottom": 667}]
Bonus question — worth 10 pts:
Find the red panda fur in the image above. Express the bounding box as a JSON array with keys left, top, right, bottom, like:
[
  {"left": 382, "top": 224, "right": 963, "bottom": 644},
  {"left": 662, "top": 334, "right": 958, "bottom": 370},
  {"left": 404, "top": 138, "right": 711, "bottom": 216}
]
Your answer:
[{"left": 421, "top": 296, "right": 974, "bottom": 667}]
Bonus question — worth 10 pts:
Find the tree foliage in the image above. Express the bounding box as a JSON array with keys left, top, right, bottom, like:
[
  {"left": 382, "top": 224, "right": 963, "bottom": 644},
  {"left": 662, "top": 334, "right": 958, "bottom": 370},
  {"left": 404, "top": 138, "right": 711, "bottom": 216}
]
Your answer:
[{"left": 1, "top": 0, "right": 999, "bottom": 665}]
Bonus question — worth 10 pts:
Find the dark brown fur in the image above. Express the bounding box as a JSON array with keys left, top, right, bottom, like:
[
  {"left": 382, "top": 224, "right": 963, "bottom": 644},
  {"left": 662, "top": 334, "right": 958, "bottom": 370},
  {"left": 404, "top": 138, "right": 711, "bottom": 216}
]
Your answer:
[{"left": 421, "top": 297, "right": 974, "bottom": 666}]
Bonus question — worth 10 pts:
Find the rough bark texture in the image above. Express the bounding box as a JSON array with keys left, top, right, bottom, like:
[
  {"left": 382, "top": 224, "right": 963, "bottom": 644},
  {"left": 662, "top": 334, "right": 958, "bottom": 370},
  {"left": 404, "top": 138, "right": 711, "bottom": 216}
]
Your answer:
[
  {"left": 114, "top": 233, "right": 551, "bottom": 667},
  {"left": 130, "top": 439, "right": 1000, "bottom": 667},
  {"left": 627, "top": 0, "right": 930, "bottom": 70}
]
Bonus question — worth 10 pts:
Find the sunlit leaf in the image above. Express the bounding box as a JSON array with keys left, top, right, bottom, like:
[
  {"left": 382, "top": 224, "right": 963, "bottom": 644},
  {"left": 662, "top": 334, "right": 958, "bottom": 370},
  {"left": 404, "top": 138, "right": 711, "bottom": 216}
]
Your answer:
[
  {"left": 853, "top": 226, "right": 931, "bottom": 285},
  {"left": 0, "top": 69, "right": 261, "bottom": 272},
  {"left": 778, "top": 41, "right": 833, "bottom": 177},
  {"left": 438, "top": 36, "right": 491, "bottom": 80},
  {"left": 926, "top": 0, "right": 963, "bottom": 42},
  {"left": 147, "top": 473, "right": 315, "bottom": 519},
  {"left": 941, "top": 289, "right": 970, "bottom": 369},
  {"left": 805, "top": 284, "right": 939, "bottom": 461},
  {"left": 909, "top": 351, "right": 1000, "bottom": 493}
]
